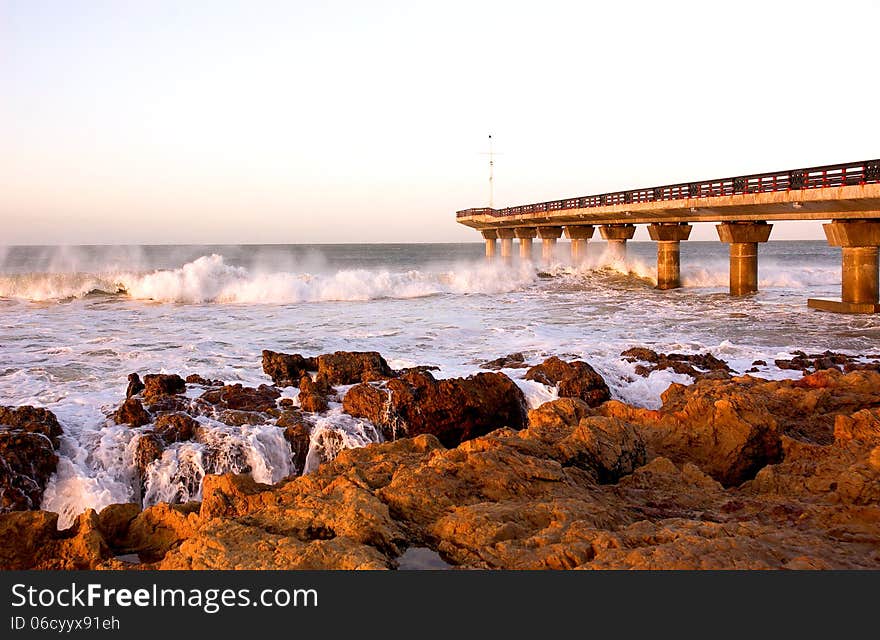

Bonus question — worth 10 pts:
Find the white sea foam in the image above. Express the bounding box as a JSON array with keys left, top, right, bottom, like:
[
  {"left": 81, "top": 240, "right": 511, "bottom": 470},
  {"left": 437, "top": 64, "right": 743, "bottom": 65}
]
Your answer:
[{"left": 0, "top": 254, "right": 538, "bottom": 303}]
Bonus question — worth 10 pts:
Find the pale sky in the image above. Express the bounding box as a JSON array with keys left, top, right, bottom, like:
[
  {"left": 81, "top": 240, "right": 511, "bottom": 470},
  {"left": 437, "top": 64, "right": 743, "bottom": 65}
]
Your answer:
[{"left": 2, "top": 0, "right": 878, "bottom": 245}]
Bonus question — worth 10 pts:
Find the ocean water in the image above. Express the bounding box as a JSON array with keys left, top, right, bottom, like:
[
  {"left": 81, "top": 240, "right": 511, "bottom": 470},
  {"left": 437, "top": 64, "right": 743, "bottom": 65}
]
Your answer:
[{"left": 1, "top": 241, "right": 878, "bottom": 527}]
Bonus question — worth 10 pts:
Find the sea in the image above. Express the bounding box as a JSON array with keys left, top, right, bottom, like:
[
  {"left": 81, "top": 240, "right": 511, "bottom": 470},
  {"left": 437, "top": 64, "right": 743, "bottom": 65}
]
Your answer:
[{"left": 1, "top": 241, "right": 878, "bottom": 527}]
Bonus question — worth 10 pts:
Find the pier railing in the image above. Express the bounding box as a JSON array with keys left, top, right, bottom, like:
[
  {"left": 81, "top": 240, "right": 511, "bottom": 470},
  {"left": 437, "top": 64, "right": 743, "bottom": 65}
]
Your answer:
[{"left": 457, "top": 159, "right": 880, "bottom": 218}]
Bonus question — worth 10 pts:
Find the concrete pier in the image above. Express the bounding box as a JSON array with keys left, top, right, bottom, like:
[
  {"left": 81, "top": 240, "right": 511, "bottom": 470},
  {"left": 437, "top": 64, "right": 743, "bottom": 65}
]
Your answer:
[
  {"left": 515, "top": 227, "right": 537, "bottom": 261},
  {"left": 716, "top": 222, "right": 772, "bottom": 295},
  {"left": 497, "top": 228, "right": 515, "bottom": 261},
  {"left": 648, "top": 223, "right": 692, "bottom": 289},
  {"left": 808, "top": 220, "right": 880, "bottom": 313},
  {"left": 537, "top": 226, "right": 563, "bottom": 263},
  {"left": 481, "top": 229, "right": 497, "bottom": 259},
  {"left": 599, "top": 224, "right": 636, "bottom": 261},
  {"left": 564, "top": 225, "right": 594, "bottom": 262}
]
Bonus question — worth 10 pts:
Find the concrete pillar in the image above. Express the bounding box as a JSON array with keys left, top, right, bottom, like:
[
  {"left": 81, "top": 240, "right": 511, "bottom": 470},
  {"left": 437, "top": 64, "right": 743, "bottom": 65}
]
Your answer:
[
  {"left": 537, "top": 227, "right": 564, "bottom": 263},
  {"left": 515, "top": 227, "right": 537, "bottom": 261},
  {"left": 480, "top": 229, "right": 498, "bottom": 259},
  {"left": 564, "top": 226, "right": 595, "bottom": 263},
  {"left": 599, "top": 224, "right": 636, "bottom": 261},
  {"left": 808, "top": 220, "right": 880, "bottom": 313},
  {"left": 716, "top": 222, "right": 773, "bottom": 295},
  {"left": 497, "top": 228, "right": 515, "bottom": 261},
  {"left": 647, "top": 223, "right": 692, "bottom": 290}
]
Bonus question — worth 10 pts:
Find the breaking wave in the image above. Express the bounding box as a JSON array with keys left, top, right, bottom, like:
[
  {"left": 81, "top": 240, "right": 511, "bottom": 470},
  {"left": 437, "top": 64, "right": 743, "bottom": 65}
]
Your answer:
[{"left": 0, "top": 254, "right": 538, "bottom": 303}]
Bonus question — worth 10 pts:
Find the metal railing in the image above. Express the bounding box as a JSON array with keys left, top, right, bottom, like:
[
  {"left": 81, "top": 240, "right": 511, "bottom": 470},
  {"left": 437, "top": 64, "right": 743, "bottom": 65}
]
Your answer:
[{"left": 456, "top": 159, "right": 880, "bottom": 218}]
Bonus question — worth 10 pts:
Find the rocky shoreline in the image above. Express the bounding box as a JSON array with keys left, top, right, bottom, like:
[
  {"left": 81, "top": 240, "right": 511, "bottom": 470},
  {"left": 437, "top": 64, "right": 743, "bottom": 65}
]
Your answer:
[{"left": 1, "top": 348, "right": 879, "bottom": 570}]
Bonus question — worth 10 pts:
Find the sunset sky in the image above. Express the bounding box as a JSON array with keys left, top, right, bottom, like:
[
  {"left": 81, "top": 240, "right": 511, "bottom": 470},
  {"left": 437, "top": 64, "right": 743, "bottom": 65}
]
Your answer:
[{"left": 2, "top": 0, "right": 878, "bottom": 244}]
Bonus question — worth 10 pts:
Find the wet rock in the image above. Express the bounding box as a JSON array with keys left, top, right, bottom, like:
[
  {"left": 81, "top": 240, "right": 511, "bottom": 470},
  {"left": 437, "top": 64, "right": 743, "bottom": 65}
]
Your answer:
[
  {"left": 143, "top": 374, "right": 187, "bottom": 402},
  {"left": 262, "top": 350, "right": 317, "bottom": 387},
  {"left": 134, "top": 433, "right": 164, "bottom": 480},
  {"left": 316, "top": 351, "right": 395, "bottom": 386},
  {"left": 480, "top": 353, "right": 528, "bottom": 370},
  {"left": 114, "top": 397, "right": 152, "bottom": 427},
  {"left": 282, "top": 420, "right": 312, "bottom": 475},
  {"left": 200, "top": 473, "right": 276, "bottom": 520},
  {"left": 0, "top": 405, "right": 63, "bottom": 446},
  {"left": 298, "top": 375, "right": 331, "bottom": 413},
  {"left": 126, "top": 373, "right": 145, "bottom": 398},
  {"left": 525, "top": 356, "right": 611, "bottom": 407},
  {"left": 395, "top": 365, "right": 441, "bottom": 376},
  {"left": 154, "top": 412, "right": 199, "bottom": 443},
  {"left": 621, "top": 348, "right": 733, "bottom": 380},
  {"left": 185, "top": 374, "right": 224, "bottom": 387},
  {"left": 0, "top": 431, "right": 59, "bottom": 512},
  {"left": 343, "top": 370, "right": 528, "bottom": 448},
  {"left": 0, "top": 405, "right": 64, "bottom": 513},
  {"left": 774, "top": 350, "right": 880, "bottom": 375},
  {"left": 200, "top": 384, "right": 281, "bottom": 413}
]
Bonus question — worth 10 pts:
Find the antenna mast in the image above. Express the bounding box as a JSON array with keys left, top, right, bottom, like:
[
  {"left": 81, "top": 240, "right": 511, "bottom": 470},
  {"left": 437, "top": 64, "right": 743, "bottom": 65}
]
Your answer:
[{"left": 487, "top": 133, "right": 494, "bottom": 208}]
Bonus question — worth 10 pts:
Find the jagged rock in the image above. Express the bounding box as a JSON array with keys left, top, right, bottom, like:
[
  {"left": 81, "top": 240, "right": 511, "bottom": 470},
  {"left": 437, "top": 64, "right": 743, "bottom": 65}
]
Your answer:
[
  {"left": 114, "top": 397, "right": 151, "bottom": 427},
  {"left": 316, "top": 351, "right": 395, "bottom": 386},
  {"left": 185, "top": 374, "right": 224, "bottom": 387},
  {"left": 344, "top": 370, "right": 528, "bottom": 447},
  {"left": 0, "top": 405, "right": 63, "bottom": 446},
  {"left": 0, "top": 431, "right": 59, "bottom": 512},
  {"left": 774, "top": 350, "right": 880, "bottom": 375},
  {"left": 134, "top": 433, "right": 164, "bottom": 480},
  {"left": 143, "top": 374, "right": 187, "bottom": 402},
  {"left": 480, "top": 353, "right": 528, "bottom": 370},
  {"left": 200, "top": 384, "right": 281, "bottom": 413},
  {"left": 262, "top": 350, "right": 317, "bottom": 387},
  {"left": 126, "top": 373, "right": 145, "bottom": 398},
  {"left": 154, "top": 412, "right": 199, "bottom": 443},
  {"left": 0, "top": 405, "right": 63, "bottom": 513},
  {"left": 525, "top": 356, "right": 611, "bottom": 407},
  {"left": 621, "top": 348, "right": 733, "bottom": 380},
  {"left": 298, "top": 375, "right": 330, "bottom": 413},
  {"left": 282, "top": 420, "right": 312, "bottom": 474}
]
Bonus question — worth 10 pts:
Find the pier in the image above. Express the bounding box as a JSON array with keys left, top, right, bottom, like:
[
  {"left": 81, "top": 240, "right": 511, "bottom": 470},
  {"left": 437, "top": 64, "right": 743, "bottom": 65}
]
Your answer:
[{"left": 458, "top": 159, "right": 880, "bottom": 313}]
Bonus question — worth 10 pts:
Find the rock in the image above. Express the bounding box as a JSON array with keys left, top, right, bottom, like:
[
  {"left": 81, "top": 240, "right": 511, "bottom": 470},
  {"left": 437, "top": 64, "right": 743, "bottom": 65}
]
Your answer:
[
  {"left": 525, "top": 356, "right": 611, "bottom": 407},
  {"left": 262, "top": 350, "right": 317, "bottom": 387},
  {"left": 0, "top": 405, "right": 63, "bottom": 446},
  {"left": 0, "top": 430, "right": 59, "bottom": 512},
  {"left": 773, "top": 350, "right": 880, "bottom": 375},
  {"left": 97, "top": 503, "right": 142, "bottom": 549},
  {"left": 480, "top": 353, "right": 528, "bottom": 370},
  {"left": 114, "top": 397, "right": 152, "bottom": 427},
  {"left": 200, "top": 384, "right": 281, "bottom": 413},
  {"left": 126, "top": 373, "right": 145, "bottom": 398},
  {"left": 185, "top": 374, "right": 223, "bottom": 387},
  {"left": 282, "top": 421, "right": 312, "bottom": 474},
  {"left": 0, "top": 405, "right": 63, "bottom": 513},
  {"left": 298, "top": 375, "right": 330, "bottom": 413},
  {"left": 0, "top": 509, "right": 111, "bottom": 570},
  {"left": 343, "top": 370, "right": 528, "bottom": 448},
  {"left": 154, "top": 412, "right": 199, "bottom": 443},
  {"left": 143, "top": 374, "right": 187, "bottom": 402},
  {"left": 599, "top": 388, "right": 782, "bottom": 487},
  {"left": 134, "top": 433, "right": 164, "bottom": 480},
  {"left": 316, "top": 351, "right": 395, "bottom": 386},
  {"left": 621, "top": 348, "right": 733, "bottom": 380},
  {"left": 200, "top": 473, "right": 276, "bottom": 520}
]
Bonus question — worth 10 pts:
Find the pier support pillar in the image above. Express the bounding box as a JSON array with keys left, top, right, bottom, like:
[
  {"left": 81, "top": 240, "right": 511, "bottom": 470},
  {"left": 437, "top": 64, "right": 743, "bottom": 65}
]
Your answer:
[
  {"left": 564, "top": 226, "right": 594, "bottom": 263},
  {"left": 515, "top": 227, "right": 538, "bottom": 261},
  {"left": 808, "top": 220, "right": 880, "bottom": 313},
  {"left": 497, "top": 228, "right": 515, "bottom": 261},
  {"left": 480, "top": 230, "right": 498, "bottom": 259},
  {"left": 537, "top": 227, "right": 564, "bottom": 263},
  {"left": 599, "top": 224, "right": 636, "bottom": 261},
  {"left": 716, "top": 222, "right": 772, "bottom": 295},
  {"left": 648, "top": 223, "right": 692, "bottom": 290}
]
